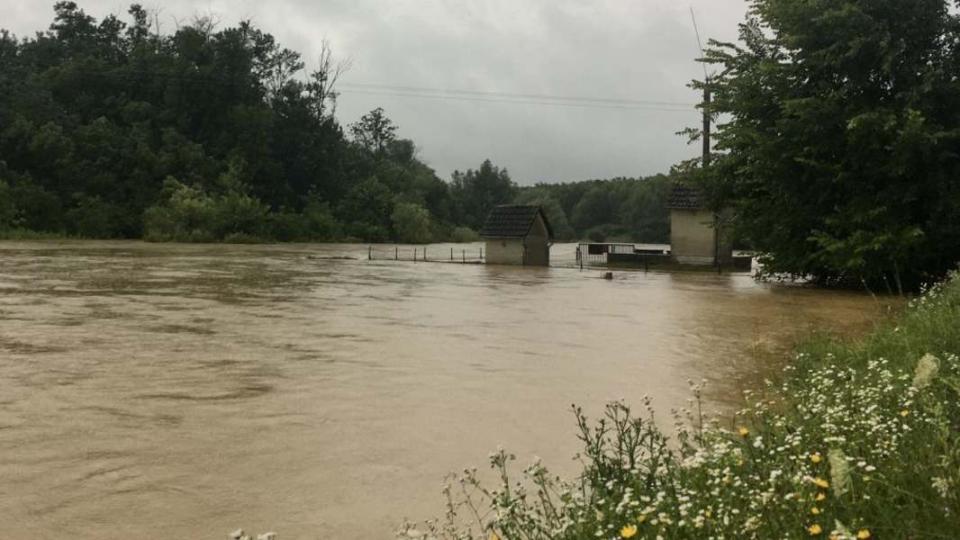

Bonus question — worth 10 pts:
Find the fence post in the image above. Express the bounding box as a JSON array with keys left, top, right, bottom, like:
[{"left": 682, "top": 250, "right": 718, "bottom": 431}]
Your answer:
[
  {"left": 462, "top": 249, "right": 465, "bottom": 263},
  {"left": 450, "top": 247, "right": 453, "bottom": 260},
  {"left": 368, "top": 246, "right": 372, "bottom": 260},
  {"left": 414, "top": 248, "right": 417, "bottom": 262},
  {"left": 424, "top": 247, "right": 427, "bottom": 261},
  {"left": 395, "top": 246, "right": 398, "bottom": 260}
]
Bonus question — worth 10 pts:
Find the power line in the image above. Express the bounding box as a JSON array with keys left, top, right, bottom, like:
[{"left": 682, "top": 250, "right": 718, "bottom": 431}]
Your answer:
[
  {"left": 689, "top": 6, "right": 709, "bottom": 81},
  {"left": 338, "top": 87, "right": 695, "bottom": 112},
  {"left": 47, "top": 68, "right": 698, "bottom": 112},
  {"left": 338, "top": 82, "right": 694, "bottom": 108}
]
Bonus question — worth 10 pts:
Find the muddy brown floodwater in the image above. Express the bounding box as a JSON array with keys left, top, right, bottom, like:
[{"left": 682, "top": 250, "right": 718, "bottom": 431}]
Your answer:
[{"left": 0, "top": 241, "right": 893, "bottom": 539}]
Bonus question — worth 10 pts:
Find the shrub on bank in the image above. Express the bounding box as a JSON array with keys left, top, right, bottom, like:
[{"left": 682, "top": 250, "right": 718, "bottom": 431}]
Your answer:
[{"left": 400, "top": 273, "right": 960, "bottom": 539}]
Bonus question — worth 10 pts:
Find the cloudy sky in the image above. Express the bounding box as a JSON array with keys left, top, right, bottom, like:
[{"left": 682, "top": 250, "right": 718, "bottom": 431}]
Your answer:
[{"left": 6, "top": 0, "right": 749, "bottom": 184}]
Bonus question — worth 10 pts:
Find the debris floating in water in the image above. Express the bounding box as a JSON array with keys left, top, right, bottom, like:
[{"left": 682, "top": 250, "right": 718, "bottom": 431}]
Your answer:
[{"left": 229, "top": 529, "right": 277, "bottom": 540}]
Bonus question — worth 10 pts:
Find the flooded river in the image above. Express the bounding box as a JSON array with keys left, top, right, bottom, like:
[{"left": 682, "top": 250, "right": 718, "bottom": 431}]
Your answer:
[{"left": 0, "top": 241, "right": 890, "bottom": 539}]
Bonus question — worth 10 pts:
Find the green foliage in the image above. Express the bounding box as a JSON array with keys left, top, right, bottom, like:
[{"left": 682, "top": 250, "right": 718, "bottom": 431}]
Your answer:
[
  {"left": 0, "top": 179, "right": 15, "bottom": 229},
  {"left": 143, "top": 177, "right": 269, "bottom": 242},
  {"left": 587, "top": 228, "right": 607, "bottom": 243},
  {"left": 698, "top": 0, "right": 960, "bottom": 289},
  {"left": 513, "top": 189, "right": 575, "bottom": 241},
  {"left": 65, "top": 195, "right": 124, "bottom": 237},
  {"left": 449, "top": 226, "right": 479, "bottom": 243},
  {"left": 2, "top": 4, "right": 677, "bottom": 245},
  {"left": 350, "top": 107, "right": 398, "bottom": 155},
  {"left": 391, "top": 202, "right": 433, "bottom": 244},
  {"left": 338, "top": 176, "right": 394, "bottom": 240},
  {"left": 450, "top": 160, "right": 517, "bottom": 230},
  {"left": 301, "top": 198, "right": 342, "bottom": 241},
  {"left": 404, "top": 272, "right": 960, "bottom": 539},
  {"left": 515, "top": 175, "right": 671, "bottom": 243},
  {"left": 0, "top": 4, "right": 458, "bottom": 243}
]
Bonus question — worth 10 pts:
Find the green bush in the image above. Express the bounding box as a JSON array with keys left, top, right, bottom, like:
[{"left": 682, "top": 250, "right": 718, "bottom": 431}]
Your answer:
[
  {"left": 143, "top": 177, "right": 270, "bottom": 242},
  {"left": 0, "top": 180, "right": 15, "bottom": 229},
  {"left": 391, "top": 202, "right": 433, "bottom": 244},
  {"left": 402, "top": 273, "right": 960, "bottom": 540},
  {"left": 66, "top": 196, "right": 123, "bottom": 238},
  {"left": 302, "top": 199, "right": 342, "bottom": 241},
  {"left": 450, "top": 226, "right": 480, "bottom": 243},
  {"left": 9, "top": 179, "right": 63, "bottom": 232},
  {"left": 587, "top": 228, "right": 606, "bottom": 243}
]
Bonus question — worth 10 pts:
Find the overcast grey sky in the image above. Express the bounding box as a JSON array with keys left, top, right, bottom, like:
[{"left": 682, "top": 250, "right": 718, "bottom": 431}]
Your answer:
[{"left": 6, "top": 0, "right": 749, "bottom": 184}]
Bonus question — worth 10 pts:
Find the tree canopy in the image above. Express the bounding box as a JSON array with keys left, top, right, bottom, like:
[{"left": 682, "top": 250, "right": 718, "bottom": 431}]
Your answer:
[
  {"left": 698, "top": 0, "right": 960, "bottom": 290},
  {"left": 0, "top": 3, "right": 673, "bottom": 245}
]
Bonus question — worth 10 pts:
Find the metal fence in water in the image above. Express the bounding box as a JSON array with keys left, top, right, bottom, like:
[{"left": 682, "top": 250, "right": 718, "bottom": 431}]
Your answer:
[{"left": 368, "top": 245, "right": 485, "bottom": 264}]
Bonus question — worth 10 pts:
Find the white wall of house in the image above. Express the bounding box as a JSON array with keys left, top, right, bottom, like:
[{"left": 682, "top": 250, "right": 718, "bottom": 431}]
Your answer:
[{"left": 670, "top": 208, "right": 717, "bottom": 265}]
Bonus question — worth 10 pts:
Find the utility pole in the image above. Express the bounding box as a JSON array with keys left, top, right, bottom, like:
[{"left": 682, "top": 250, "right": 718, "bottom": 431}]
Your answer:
[
  {"left": 691, "top": 7, "right": 711, "bottom": 167},
  {"left": 702, "top": 87, "right": 711, "bottom": 167},
  {"left": 691, "top": 7, "right": 719, "bottom": 267}
]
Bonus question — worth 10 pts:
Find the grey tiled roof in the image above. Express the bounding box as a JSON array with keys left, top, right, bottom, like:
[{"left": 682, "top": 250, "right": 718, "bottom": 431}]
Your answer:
[
  {"left": 667, "top": 184, "right": 704, "bottom": 210},
  {"left": 480, "top": 205, "right": 554, "bottom": 239}
]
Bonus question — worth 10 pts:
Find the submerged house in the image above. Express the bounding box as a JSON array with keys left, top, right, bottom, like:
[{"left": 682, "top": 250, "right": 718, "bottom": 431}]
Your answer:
[
  {"left": 480, "top": 205, "right": 553, "bottom": 266},
  {"left": 667, "top": 184, "right": 732, "bottom": 265}
]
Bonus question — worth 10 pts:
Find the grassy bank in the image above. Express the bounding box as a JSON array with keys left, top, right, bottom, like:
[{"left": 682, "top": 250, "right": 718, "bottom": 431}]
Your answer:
[{"left": 401, "top": 273, "right": 960, "bottom": 539}]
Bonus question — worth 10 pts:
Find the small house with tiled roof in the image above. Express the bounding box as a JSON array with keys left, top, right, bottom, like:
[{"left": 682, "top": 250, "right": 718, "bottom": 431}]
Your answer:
[
  {"left": 480, "top": 205, "right": 553, "bottom": 266},
  {"left": 668, "top": 183, "right": 732, "bottom": 265}
]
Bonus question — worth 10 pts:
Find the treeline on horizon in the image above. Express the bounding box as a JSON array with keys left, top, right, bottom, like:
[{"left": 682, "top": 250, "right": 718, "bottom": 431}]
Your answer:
[{"left": 0, "top": 2, "right": 671, "bottom": 245}]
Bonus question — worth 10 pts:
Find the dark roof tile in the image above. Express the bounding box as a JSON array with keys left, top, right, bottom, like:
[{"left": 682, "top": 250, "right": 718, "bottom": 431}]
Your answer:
[{"left": 480, "top": 205, "right": 553, "bottom": 239}]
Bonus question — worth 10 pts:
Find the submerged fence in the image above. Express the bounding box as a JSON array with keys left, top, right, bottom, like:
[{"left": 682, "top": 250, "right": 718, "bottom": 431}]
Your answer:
[{"left": 368, "top": 245, "right": 485, "bottom": 264}]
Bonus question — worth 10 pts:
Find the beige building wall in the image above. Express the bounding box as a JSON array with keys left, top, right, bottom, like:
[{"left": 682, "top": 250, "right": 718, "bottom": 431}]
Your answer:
[
  {"left": 485, "top": 238, "right": 525, "bottom": 265},
  {"left": 482, "top": 213, "right": 551, "bottom": 266},
  {"left": 670, "top": 209, "right": 718, "bottom": 265},
  {"left": 523, "top": 215, "right": 550, "bottom": 266}
]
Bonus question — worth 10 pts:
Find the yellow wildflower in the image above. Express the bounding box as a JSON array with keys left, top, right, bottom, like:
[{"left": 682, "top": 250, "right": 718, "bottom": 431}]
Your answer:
[
  {"left": 900, "top": 409, "right": 910, "bottom": 417},
  {"left": 621, "top": 524, "right": 638, "bottom": 538},
  {"left": 489, "top": 533, "right": 501, "bottom": 540},
  {"left": 738, "top": 426, "right": 750, "bottom": 437},
  {"left": 812, "top": 477, "right": 830, "bottom": 489},
  {"left": 808, "top": 523, "right": 823, "bottom": 535},
  {"left": 811, "top": 507, "right": 821, "bottom": 515},
  {"left": 857, "top": 529, "right": 871, "bottom": 539},
  {"left": 810, "top": 453, "right": 822, "bottom": 464},
  {"left": 815, "top": 492, "right": 826, "bottom": 501}
]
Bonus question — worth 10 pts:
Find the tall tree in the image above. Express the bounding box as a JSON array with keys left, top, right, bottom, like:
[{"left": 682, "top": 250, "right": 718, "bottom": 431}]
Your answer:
[
  {"left": 450, "top": 159, "right": 517, "bottom": 230},
  {"left": 349, "top": 107, "right": 397, "bottom": 155},
  {"left": 698, "top": 0, "right": 960, "bottom": 290}
]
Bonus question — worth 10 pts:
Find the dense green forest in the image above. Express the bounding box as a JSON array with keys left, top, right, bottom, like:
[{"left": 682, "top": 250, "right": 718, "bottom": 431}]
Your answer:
[{"left": 0, "top": 2, "right": 669, "bottom": 244}]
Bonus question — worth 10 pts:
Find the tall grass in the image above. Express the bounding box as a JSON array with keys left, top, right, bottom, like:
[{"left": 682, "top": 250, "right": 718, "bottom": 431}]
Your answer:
[{"left": 400, "top": 273, "right": 960, "bottom": 539}]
